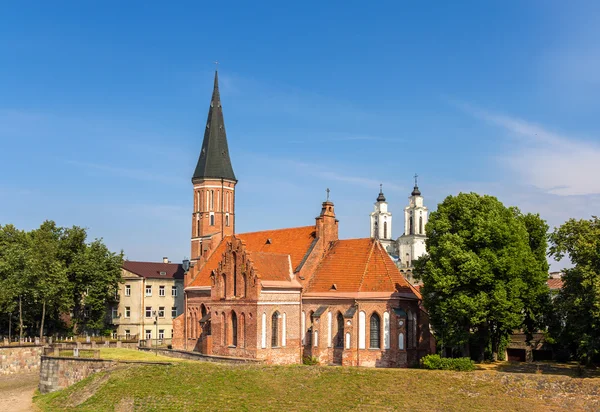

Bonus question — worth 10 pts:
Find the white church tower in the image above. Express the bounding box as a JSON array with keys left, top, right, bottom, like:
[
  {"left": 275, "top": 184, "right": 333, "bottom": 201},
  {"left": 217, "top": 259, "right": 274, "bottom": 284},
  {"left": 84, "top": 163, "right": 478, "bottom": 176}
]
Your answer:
[
  {"left": 397, "top": 175, "right": 428, "bottom": 272},
  {"left": 370, "top": 185, "right": 395, "bottom": 254}
]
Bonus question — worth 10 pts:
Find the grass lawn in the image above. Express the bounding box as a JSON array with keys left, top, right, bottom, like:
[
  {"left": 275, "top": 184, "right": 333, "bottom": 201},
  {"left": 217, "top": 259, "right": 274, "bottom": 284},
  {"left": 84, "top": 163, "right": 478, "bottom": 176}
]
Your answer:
[
  {"left": 34, "top": 361, "right": 600, "bottom": 411},
  {"left": 96, "top": 348, "right": 188, "bottom": 363}
]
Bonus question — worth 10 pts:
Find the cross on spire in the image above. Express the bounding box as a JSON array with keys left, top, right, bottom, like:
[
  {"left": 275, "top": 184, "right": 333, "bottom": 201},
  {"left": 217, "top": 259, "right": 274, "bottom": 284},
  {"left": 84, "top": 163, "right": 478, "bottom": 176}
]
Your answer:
[
  {"left": 214, "top": 60, "right": 219, "bottom": 71},
  {"left": 414, "top": 173, "right": 419, "bottom": 187},
  {"left": 326, "top": 188, "right": 330, "bottom": 201}
]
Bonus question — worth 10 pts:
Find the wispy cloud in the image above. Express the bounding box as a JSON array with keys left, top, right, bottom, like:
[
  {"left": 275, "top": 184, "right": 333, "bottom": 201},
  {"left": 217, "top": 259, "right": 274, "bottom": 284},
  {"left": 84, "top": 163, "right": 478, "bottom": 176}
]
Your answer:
[
  {"left": 66, "top": 160, "right": 182, "bottom": 185},
  {"left": 454, "top": 102, "right": 600, "bottom": 196}
]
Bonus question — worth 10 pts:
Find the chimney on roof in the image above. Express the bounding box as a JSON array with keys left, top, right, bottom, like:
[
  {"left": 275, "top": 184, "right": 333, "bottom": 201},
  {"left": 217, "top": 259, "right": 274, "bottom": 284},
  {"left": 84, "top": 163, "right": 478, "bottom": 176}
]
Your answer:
[
  {"left": 315, "top": 191, "right": 339, "bottom": 246},
  {"left": 163, "top": 257, "right": 169, "bottom": 264}
]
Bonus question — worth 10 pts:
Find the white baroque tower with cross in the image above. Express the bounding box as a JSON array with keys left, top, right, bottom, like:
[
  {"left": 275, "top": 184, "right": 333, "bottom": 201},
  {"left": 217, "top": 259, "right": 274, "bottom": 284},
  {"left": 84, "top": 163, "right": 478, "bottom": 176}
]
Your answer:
[
  {"left": 397, "top": 175, "right": 428, "bottom": 273},
  {"left": 369, "top": 184, "right": 394, "bottom": 254}
]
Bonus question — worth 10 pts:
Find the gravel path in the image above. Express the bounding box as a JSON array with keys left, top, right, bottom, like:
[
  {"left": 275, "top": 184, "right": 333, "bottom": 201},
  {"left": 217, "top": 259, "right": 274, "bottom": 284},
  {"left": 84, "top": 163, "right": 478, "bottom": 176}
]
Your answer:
[{"left": 0, "top": 372, "right": 39, "bottom": 411}]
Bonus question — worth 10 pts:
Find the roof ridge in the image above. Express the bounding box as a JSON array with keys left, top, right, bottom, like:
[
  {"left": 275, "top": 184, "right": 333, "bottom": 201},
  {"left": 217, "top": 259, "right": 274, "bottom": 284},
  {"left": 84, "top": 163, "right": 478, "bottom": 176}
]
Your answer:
[
  {"left": 124, "top": 260, "right": 181, "bottom": 265},
  {"left": 239, "top": 225, "right": 315, "bottom": 236},
  {"left": 357, "top": 239, "right": 377, "bottom": 291}
]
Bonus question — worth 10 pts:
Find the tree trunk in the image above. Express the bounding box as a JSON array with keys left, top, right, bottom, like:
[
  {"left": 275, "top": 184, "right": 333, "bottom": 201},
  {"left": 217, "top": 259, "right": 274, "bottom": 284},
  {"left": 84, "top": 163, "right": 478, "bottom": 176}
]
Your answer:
[
  {"left": 19, "top": 295, "right": 23, "bottom": 342},
  {"left": 39, "top": 300, "right": 46, "bottom": 341},
  {"left": 491, "top": 335, "right": 499, "bottom": 362}
]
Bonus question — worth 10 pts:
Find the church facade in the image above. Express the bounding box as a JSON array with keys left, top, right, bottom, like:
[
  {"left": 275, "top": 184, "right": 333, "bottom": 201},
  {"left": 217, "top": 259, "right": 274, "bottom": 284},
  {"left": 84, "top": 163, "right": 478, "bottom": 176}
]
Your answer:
[
  {"left": 171, "top": 71, "right": 434, "bottom": 367},
  {"left": 369, "top": 180, "right": 429, "bottom": 284}
]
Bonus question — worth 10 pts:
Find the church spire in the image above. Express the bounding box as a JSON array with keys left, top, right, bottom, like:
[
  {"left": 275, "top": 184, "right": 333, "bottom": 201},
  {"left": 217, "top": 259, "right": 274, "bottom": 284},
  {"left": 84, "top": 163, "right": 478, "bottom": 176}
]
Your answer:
[
  {"left": 376, "top": 184, "right": 386, "bottom": 202},
  {"left": 411, "top": 173, "right": 421, "bottom": 196},
  {"left": 192, "top": 70, "right": 236, "bottom": 183}
]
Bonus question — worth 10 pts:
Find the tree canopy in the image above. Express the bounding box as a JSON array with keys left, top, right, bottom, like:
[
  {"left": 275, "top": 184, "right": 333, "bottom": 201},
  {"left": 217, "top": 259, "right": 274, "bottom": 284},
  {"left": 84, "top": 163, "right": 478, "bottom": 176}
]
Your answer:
[
  {"left": 550, "top": 216, "right": 600, "bottom": 365},
  {"left": 414, "top": 193, "right": 550, "bottom": 361},
  {"left": 0, "top": 221, "right": 123, "bottom": 338}
]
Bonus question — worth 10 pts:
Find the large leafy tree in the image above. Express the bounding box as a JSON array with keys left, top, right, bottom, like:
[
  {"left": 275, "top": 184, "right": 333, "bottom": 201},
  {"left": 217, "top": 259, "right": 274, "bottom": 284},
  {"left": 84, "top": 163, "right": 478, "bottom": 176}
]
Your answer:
[
  {"left": 414, "top": 193, "right": 549, "bottom": 361},
  {"left": 550, "top": 217, "right": 600, "bottom": 365}
]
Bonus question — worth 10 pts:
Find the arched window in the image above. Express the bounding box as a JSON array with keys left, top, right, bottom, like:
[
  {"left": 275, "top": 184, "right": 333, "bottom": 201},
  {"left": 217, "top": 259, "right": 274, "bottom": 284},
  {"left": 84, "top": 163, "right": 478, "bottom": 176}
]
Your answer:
[
  {"left": 239, "top": 313, "right": 245, "bottom": 348},
  {"left": 242, "top": 274, "right": 247, "bottom": 297},
  {"left": 221, "top": 274, "right": 227, "bottom": 298},
  {"left": 335, "top": 312, "right": 344, "bottom": 348},
  {"left": 370, "top": 313, "right": 381, "bottom": 349},
  {"left": 210, "top": 190, "right": 214, "bottom": 210},
  {"left": 306, "top": 311, "right": 314, "bottom": 346},
  {"left": 271, "top": 311, "right": 279, "bottom": 347},
  {"left": 231, "top": 311, "right": 237, "bottom": 347},
  {"left": 210, "top": 214, "right": 215, "bottom": 226},
  {"left": 226, "top": 214, "right": 230, "bottom": 227},
  {"left": 383, "top": 221, "right": 388, "bottom": 239},
  {"left": 409, "top": 216, "right": 414, "bottom": 235},
  {"left": 221, "top": 312, "right": 226, "bottom": 345},
  {"left": 196, "top": 215, "right": 201, "bottom": 237},
  {"left": 201, "top": 304, "right": 207, "bottom": 318},
  {"left": 419, "top": 216, "right": 423, "bottom": 234},
  {"left": 233, "top": 253, "right": 237, "bottom": 297}
]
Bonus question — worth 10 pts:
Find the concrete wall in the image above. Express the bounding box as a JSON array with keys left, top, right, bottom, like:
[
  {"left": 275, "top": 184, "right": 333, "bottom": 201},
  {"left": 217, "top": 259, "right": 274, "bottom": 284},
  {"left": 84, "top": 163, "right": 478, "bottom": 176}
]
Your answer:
[
  {"left": 38, "top": 356, "right": 116, "bottom": 394},
  {"left": 138, "top": 347, "right": 262, "bottom": 364},
  {"left": 0, "top": 345, "right": 43, "bottom": 375}
]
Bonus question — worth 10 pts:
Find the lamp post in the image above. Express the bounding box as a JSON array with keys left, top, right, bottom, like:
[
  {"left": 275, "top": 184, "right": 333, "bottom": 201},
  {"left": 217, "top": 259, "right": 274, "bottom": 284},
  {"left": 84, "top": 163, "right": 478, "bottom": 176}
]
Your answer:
[{"left": 8, "top": 312, "right": 12, "bottom": 343}]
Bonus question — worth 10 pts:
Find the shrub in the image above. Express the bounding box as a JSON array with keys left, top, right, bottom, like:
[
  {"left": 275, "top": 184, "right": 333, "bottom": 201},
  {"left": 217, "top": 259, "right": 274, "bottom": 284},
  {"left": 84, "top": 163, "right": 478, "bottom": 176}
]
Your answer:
[
  {"left": 421, "top": 354, "right": 475, "bottom": 371},
  {"left": 302, "top": 355, "right": 319, "bottom": 365}
]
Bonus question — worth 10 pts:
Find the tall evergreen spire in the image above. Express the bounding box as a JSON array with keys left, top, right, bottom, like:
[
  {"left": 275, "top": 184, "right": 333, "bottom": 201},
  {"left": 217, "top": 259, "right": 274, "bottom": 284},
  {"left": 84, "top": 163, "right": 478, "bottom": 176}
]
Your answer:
[{"left": 192, "top": 70, "right": 236, "bottom": 182}]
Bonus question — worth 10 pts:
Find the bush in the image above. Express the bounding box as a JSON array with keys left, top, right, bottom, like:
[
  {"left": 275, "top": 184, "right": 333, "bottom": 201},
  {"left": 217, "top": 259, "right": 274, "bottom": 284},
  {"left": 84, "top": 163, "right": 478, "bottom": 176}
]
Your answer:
[
  {"left": 421, "top": 354, "right": 475, "bottom": 371},
  {"left": 302, "top": 355, "right": 319, "bottom": 365}
]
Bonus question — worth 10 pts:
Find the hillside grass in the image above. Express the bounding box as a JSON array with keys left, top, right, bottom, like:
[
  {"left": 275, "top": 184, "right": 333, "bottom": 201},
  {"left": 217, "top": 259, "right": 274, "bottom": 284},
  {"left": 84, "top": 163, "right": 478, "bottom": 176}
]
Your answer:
[{"left": 34, "top": 361, "right": 600, "bottom": 411}]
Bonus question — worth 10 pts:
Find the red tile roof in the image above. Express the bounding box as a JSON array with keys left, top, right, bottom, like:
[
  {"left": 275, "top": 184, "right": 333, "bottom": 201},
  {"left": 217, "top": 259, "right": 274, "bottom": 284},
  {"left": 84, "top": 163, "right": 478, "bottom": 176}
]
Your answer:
[
  {"left": 248, "top": 252, "right": 292, "bottom": 281},
  {"left": 305, "top": 238, "right": 420, "bottom": 297},
  {"left": 547, "top": 278, "right": 563, "bottom": 290},
  {"left": 123, "top": 261, "right": 184, "bottom": 279},
  {"left": 189, "top": 226, "right": 316, "bottom": 287}
]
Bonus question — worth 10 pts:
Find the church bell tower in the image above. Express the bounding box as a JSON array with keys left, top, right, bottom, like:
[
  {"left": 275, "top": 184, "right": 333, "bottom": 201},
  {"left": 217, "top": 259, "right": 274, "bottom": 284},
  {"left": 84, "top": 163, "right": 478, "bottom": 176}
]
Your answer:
[
  {"left": 370, "top": 184, "right": 394, "bottom": 254},
  {"left": 397, "top": 175, "right": 428, "bottom": 270},
  {"left": 189, "top": 70, "right": 237, "bottom": 270}
]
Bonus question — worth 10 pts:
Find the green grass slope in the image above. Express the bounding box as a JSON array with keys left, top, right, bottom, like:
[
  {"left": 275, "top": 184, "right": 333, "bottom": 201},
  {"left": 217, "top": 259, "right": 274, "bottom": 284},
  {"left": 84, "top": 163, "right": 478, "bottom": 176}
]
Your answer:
[{"left": 34, "top": 362, "right": 600, "bottom": 411}]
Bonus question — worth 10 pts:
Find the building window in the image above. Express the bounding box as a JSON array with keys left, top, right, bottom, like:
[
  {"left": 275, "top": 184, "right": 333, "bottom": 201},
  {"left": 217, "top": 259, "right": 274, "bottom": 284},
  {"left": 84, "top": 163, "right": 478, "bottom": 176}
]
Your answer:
[
  {"left": 271, "top": 312, "right": 279, "bottom": 347},
  {"left": 145, "top": 330, "right": 152, "bottom": 340},
  {"left": 145, "top": 285, "right": 152, "bottom": 296},
  {"left": 158, "top": 329, "right": 164, "bottom": 340},
  {"left": 125, "top": 330, "right": 131, "bottom": 339},
  {"left": 125, "top": 285, "right": 131, "bottom": 296},
  {"left": 384, "top": 311, "right": 390, "bottom": 349},
  {"left": 233, "top": 253, "right": 238, "bottom": 297},
  {"left": 172, "top": 286, "right": 177, "bottom": 297},
  {"left": 111, "top": 307, "right": 118, "bottom": 318},
  {"left": 243, "top": 274, "right": 247, "bottom": 297},
  {"left": 210, "top": 213, "right": 215, "bottom": 226},
  {"left": 335, "top": 312, "right": 344, "bottom": 348},
  {"left": 221, "top": 274, "right": 227, "bottom": 298},
  {"left": 197, "top": 215, "right": 201, "bottom": 237},
  {"left": 409, "top": 216, "right": 414, "bottom": 235},
  {"left": 384, "top": 221, "right": 388, "bottom": 239},
  {"left": 145, "top": 307, "right": 152, "bottom": 318},
  {"left": 158, "top": 307, "right": 165, "bottom": 318},
  {"left": 172, "top": 307, "right": 177, "bottom": 318},
  {"left": 358, "top": 311, "right": 366, "bottom": 349},
  {"left": 419, "top": 216, "right": 423, "bottom": 234},
  {"left": 231, "top": 311, "right": 237, "bottom": 347},
  {"left": 370, "top": 313, "right": 381, "bottom": 349},
  {"left": 159, "top": 286, "right": 165, "bottom": 297},
  {"left": 226, "top": 214, "right": 230, "bottom": 227},
  {"left": 210, "top": 190, "right": 214, "bottom": 210},
  {"left": 222, "top": 312, "right": 227, "bottom": 345},
  {"left": 282, "top": 312, "right": 287, "bottom": 347},
  {"left": 125, "top": 306, "right": 131, "bottom": 318},
  {"left": 261, "top": 312, "right": 267, "bottom": 348}
]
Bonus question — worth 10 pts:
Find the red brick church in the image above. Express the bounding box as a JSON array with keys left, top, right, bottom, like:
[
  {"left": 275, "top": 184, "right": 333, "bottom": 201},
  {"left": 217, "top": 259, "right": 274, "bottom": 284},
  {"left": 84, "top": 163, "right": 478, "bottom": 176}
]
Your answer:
[{"left": 171, "top": 71, "right": 434, "bottom": 367}]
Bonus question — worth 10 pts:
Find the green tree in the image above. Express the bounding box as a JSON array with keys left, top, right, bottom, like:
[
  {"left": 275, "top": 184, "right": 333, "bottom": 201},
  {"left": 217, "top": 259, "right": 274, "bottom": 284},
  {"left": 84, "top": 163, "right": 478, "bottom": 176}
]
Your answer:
[
  {"left": 414, "top": 193, "right": 549, "bottom": 361},
  {"left": 549, "top": 217, "right": 600, "bottom": 365}
]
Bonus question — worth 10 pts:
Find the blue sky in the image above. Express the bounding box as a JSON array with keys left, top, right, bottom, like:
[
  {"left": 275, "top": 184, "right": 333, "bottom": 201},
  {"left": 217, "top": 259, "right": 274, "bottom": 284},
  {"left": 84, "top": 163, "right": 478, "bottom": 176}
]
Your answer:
[{"left": 1, "top": 1, "right": 599, "bottom": 270}]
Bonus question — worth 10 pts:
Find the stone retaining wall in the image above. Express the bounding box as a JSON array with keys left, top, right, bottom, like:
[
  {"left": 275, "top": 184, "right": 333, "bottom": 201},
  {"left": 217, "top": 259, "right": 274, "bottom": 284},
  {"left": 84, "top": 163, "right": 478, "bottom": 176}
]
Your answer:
[
  {"left": 138, "top": 347, "right": 263, "bottom": 364},
  {"left": 38, "top": 356, "right": 117, "bottom": 394},
  {"left": 0, "top": 345, "right": 43, "bottom": 375}
]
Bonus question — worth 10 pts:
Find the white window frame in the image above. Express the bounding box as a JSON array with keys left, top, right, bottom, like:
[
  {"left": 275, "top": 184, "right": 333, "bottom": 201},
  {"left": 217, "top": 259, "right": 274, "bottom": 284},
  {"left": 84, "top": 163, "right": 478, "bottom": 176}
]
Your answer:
[
  {"left": 145, "top": 330, "right": 152, "bottom": 340},
  {"left": 145, "top": 285, "right": 152, "bottom": 297},
  {"left": 125, "top": 306, "right": 131, "bottom": 318},
  {"left": 171, "top": 307, "right": 177, "bottom": 318},
  {"left": 158, "top": 329, "right": 164, "bottom": 340},
  {"left": 111, "top": 308, "right": 118, "bottom": 319},
  {"left": 125, "top": 330, "right": 131, "bottom": 339},
  {"left": 159, "top": 286, "right": 165, "bottom": 297},
  {"left": 172, "top": 286, "right": 177, "bottom": 297},
  {"left": 145, "top": 307, "right": 152, "bottom": 318},
  {"left": 125, "top": 285, "right": 131, "bottom": 296},
  {"left": 158, "top": 307, "right": 165, "bottom": 318}
]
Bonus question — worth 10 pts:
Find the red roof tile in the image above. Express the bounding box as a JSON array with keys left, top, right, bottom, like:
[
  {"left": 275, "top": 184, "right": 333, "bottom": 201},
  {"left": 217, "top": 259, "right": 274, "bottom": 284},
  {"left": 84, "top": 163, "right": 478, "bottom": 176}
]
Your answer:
[
  {"left": 189, "top": 226, "right": 316, "bottom": 287},
  {"left": 248, "top": 252, "right": 291, "bottom": 281},
  {"left": 305, "top": 238, "right": 419, "bottom": 297},
  {"left": 123, "top": 261, "right": 184, "bottom": 279},
  {"left": 547, "top": 278, "right": 563, "bottom": 290}
]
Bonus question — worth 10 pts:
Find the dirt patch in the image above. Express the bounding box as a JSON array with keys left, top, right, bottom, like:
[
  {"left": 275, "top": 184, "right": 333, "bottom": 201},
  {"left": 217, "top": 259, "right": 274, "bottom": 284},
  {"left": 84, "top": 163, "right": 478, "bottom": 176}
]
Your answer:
[
  {"left": 0, "top": 372, "right": 39, "bottom": 412},
  {"left": 115, "top": 397, "right": 135, "bottom": 412},
  {"left": 66, "top": 371, "right": 111, "bottom": 407}
]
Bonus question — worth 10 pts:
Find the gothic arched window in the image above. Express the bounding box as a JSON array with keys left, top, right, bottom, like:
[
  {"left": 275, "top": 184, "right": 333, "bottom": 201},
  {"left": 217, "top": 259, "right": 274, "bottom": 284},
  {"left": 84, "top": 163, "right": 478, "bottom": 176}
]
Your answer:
[
  {"left": 383, "top": 221, "right": 388, "bottom": 239},
  {"left": 271, "top": 311, "right": 279, "bottom": 347},
  {"left": 221, "top": 274, "right": 227, "bottom": 298},
  {"left": 335, "top": 312, "right": 344, "bottom": 348},
  {"left": 210, "top": 214, "right": 215, "bottom": 226},
  {"left": 233, "top": 253, "right": 238, "bottom": 297},
  {"left": 419, "top": 216, "right": 423, "bottom": 234},
  {"left": 409, "top": 216, "right": 414, "bottom": 235},
  {"left": 370, "top": 313, "right": 381, "bottom": 349},
  {"left": 242, "top": 274, "right": 247, "bottom": 298},
  {"left": 231, "top": 311, "right": 237, "bottom": 347}
]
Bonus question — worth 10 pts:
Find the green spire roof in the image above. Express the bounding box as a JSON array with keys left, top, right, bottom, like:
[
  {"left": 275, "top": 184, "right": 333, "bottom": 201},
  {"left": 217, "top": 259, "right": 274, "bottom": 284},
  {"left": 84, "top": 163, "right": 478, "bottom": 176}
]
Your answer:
[{"left": 192, "top": 71, "right": 236, "bottom": 183}]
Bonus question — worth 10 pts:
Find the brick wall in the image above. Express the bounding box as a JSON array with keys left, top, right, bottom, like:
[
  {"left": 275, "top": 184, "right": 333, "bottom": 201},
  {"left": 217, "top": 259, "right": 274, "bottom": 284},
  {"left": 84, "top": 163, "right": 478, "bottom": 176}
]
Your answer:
[
  {"left": 0, "top": 345, "right": 43, "bottom": 375},
  {"left": 38, "top": 356, "right": 117, "bottom": 393}
]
